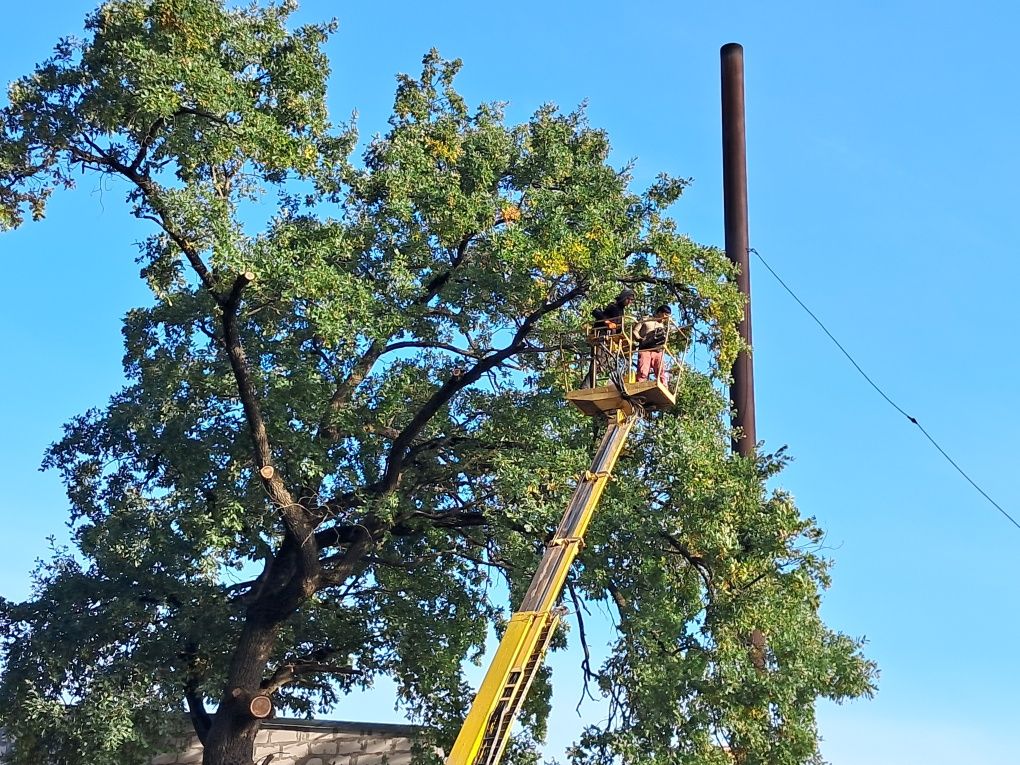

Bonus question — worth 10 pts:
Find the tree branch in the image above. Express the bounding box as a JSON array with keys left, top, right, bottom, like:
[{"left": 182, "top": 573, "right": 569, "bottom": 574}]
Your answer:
[
  {"left": 68, "top": 139, "right": 220, "bottom": 297},
  {"left": 184, "top": 684, "right": 212, "bottom": 745},
  {"left": 218, "top": 272, "right": 289, "bottom": 501},
  {"left": 316, "top": 233, "right": 479, "bottom": 443},
  {"left": 660, "top": 531, "right": 714, "bottom": 597},
  {"left": 317, "top": 340, "right": 384, "bottom": 443},
  {"left": 65, "top": 142, "right": 300, "bottom": 538},
  {"left": 606, "top": 578, "right": 629, "bottom": 622},
  {"left": 177, "top": 104, "right": 232, "bottom": 125},
  {"left": 261, "top": 653, "right": 358, "bottom": 696},
  {"left": 317, "top": 524, "right": 377, "bottom": 588},
  {"left": 381, "top": 340, "right": 484, "bottom": 359},
  {"left": 314, "top": 509, "right": 486, "bottom": 551},
  {"left": 415, "top": 232, "right": 474, "bottom": 306},
  {"left": 372, "top": 283, "right": 585, "bottom": 495},
  {"left": 129, "top": 115, "right": 167, "bottom": 172},
  {"left": 567, "top": 579, "right": 600, "bottom": 711},
  {"left": 84, "top": 147, "right": 304, "bottom": 552}
]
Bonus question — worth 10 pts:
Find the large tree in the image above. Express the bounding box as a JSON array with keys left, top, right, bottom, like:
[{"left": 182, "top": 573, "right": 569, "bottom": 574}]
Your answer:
[{"left": 0, "top": 2, "right": 876, "bottom": 765}]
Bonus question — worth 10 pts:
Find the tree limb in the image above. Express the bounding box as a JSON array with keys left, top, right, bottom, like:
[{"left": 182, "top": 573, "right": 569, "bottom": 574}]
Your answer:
[
  {"left": 660, "top": 531, "right": 714, "bottom": 597},
  {"left": 381, "top": 340, "right": 484, "bottom": 359},
  {"left": 316, "top": 232, "right": 479, "bottom": 444},
  {"left": 261, "top": 653, "right": 358, "bottom": 696},
  {"left": 372, "top": 283, "right": 585, "bottom": 495},
  {"left": 184, "top": 684, "right": 212, "bottom": 745},
  {"left": 218, "top": 273, "right": 295, "bottom": 511},
  {"left": 567, "top": 579, "right": 600, "bottom": 711},
  {"left": 314, "top": 509, "right": 486, "bottom": 551},
  {"left": 177, "top": 104, "right": 232, "bottom": 125},
  {"left": 129, "top": 115, "right": 166, "bottom": 172},
  {"left": 415, "top": 232, "right": 473, "bottom": 306},
  {"left": 606, "top": 578, "right": 629, "bottom": 622},
  {"left": 68, "top": 139, "right": 220, "bottom": 297},
  {"left": 317, "top": 340, "right": 384, "bottom": 443}
]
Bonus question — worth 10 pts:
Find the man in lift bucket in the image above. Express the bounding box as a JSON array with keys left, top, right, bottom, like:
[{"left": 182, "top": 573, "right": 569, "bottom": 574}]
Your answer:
[{"left": 633, "top": 305, "right": 671, "bottom": 383}]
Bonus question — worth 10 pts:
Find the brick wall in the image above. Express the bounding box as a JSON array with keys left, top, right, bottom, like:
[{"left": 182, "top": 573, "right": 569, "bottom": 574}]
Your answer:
[
  {"left": 2, "top": 719, "right": 427, "bottom": 765},
  {"left": 156, "top": 719, "right": 423, "bottom": 765}
]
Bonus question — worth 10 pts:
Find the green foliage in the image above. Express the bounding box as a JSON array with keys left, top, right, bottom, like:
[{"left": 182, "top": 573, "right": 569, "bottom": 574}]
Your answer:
[
  {"left": 0, "top": 2, "right": 875, "bottom": 764},
  {"left": 569, "top": 396, "right": 876, "bottom": 765}
]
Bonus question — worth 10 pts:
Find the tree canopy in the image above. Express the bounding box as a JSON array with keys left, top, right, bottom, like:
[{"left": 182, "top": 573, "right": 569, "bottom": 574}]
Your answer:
[{"left": 0, "top": 2, "right": 875, "bottom": 765}]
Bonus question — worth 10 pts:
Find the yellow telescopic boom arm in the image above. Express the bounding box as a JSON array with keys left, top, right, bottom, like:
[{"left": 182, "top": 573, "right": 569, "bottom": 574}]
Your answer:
[{"left": 447, "top": 410, "right": 637, "bottom": 765}]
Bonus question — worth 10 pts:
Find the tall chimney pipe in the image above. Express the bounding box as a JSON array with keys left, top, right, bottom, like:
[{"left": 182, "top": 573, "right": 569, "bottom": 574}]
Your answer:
[{"left": 721, "top": 42, "right": 756, "bottom": 456}]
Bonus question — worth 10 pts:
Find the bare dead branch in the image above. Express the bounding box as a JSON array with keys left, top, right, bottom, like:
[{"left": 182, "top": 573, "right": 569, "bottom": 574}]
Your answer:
[{"left": 567, "top": 579, "right": 600, "bottom": 711}]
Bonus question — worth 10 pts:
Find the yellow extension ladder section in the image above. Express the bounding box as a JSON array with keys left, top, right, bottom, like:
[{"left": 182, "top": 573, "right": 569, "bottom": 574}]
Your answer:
[{"left": 447, "top": 411, "right": 637, "bottom": 765}]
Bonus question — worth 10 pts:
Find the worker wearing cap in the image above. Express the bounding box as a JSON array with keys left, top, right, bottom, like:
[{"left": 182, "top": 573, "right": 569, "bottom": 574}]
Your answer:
[
  {"left": 585, "top": 289, "right": 637, "bottom": 387},
  {"left": 592, "top": 288, "right": 635, "bottom": 332},
  {"left": 632, "top": 305, "right": 671, "bottom": 383}
]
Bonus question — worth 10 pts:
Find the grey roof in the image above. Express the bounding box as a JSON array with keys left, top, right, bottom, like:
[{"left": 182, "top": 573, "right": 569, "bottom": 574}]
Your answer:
[{"left": 261, "top": 718, "right": 423, "bottom": 736}]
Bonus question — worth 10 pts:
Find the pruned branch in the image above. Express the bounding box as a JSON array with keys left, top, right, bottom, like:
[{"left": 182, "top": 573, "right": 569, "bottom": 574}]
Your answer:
[
  {"left": 225, "top": 271, "right": 255, "bottom": 313},
  {"left": 217, "top": 271, "right": 295, "bottom": 516}
]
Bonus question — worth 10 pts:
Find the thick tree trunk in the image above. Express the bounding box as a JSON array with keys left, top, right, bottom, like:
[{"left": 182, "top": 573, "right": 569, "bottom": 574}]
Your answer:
[
  {"left": 201, "top": 617, "right": 280, "bottom": 765},
  {"left": 201, "top": 713, "right": 261, "bottom": 765}
]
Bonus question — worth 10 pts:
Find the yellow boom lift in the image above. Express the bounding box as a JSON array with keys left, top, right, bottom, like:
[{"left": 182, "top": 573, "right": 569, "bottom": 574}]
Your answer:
[{"left": 447, "top": 316, "right": 686, "bottom": 765}]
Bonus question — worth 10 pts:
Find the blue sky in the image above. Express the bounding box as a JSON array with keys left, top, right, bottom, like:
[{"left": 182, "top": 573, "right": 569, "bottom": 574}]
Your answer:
[{"left": 2, "top": 2, "right": 1019, "bottom": 763}]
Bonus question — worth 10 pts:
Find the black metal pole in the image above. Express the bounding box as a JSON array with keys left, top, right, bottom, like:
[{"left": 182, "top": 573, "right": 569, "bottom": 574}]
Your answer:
[{"left": 721, "top": 42, "right": 756, "bottom": 456}]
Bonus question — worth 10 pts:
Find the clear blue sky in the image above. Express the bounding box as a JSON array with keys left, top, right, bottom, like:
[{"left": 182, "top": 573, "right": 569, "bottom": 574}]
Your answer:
[{"left": 2, "top": 2, "right": 1018, "bottom": 763}]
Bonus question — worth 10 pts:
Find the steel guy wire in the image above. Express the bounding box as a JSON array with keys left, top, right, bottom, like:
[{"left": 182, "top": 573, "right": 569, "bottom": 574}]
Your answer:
[{"left": 750, "top": 247, "right": 1020, "bottom": 532}]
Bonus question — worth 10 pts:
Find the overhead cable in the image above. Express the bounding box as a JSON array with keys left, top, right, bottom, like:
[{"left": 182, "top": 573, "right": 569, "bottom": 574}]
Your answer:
[{"left": 750, "top": 247, "right": 1020, "bottom": 533}]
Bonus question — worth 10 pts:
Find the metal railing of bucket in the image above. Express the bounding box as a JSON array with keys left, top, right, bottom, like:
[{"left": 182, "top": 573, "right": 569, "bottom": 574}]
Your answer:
[{"left": 560, "top": 314, "right": 692, "bottom": 398}]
